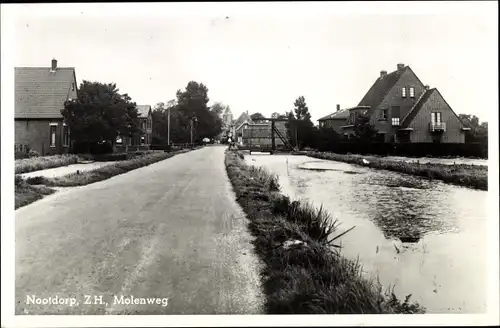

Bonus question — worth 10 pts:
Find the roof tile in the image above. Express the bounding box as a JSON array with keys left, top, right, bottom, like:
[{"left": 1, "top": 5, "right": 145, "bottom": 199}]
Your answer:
[{"left": 15, "top": 67, "right": 76, "bottom": 119}]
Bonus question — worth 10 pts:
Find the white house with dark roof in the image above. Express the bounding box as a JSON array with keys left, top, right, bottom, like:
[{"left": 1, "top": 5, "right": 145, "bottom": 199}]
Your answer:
[{"left": 15, "top": 59, "right": 78, "bottom": 155}]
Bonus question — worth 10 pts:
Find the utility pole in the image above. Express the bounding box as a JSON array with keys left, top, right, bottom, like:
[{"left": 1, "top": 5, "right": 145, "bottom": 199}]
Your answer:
[
  {"left": 166, "top": 99, "right": 176, "bottom": 146},
  {"left": 167, "top": 106, "right": 171, "bottom": 145},
  {"left": 190, "top": 119, "right": 193, "bottom": 145},
  {"left": 190, "top": 116, "right": 197, "bottom": 145},
  {"left": 295, "top": 119, "right": 298, "bottom": 149}
]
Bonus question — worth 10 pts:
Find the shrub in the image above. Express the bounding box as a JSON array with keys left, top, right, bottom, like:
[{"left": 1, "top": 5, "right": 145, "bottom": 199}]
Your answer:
[
  {"left": 15, "top": 151, "right": 30, "bottom": 160},
  {"left": 314, "top": 141, "right": 487, "bottom": 159},
  {"left": 93, "top": 153, "right": 128, "bottom": 162},
  {"left": 73, "top": 140, "right": 113, "bottom": 155},
  {"left": 25, "top": 176, "right": 47, "bottom": 185},
  {"left": 15, "top": 154, "right": 79, "bottom": 174},
  {"left": 28, "top": 149, "right": 40, "bottom": 157},
  {"left": 15, "top": 175, "right": 24, "bottom": 187}
]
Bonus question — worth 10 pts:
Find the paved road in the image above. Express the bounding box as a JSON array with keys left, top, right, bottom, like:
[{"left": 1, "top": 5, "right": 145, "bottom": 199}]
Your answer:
[{"left": 15, "top": 146, "right": 264, "bottom": 314}]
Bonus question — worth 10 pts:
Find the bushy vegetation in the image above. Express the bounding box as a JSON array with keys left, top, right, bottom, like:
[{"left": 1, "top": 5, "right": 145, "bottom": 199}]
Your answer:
[
  {"left": 313, "top": 137, "right": 488, "bottom": 159},
  {"left": 15, "top": 175, "right": 55, "bottom": 209},
  {"left": 225, "top": 150, "right": 425, "bottom": 314},
  {"left": 304, "top": 151, "right": 487, "bottom": 190},
  {"left": 15, "top": 154, "right": 79, "bottom": 174}
]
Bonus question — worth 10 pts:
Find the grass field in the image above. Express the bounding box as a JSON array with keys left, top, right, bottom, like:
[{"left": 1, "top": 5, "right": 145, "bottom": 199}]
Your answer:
[
  {"left": 225, "top": 150, "right": 425, "bottom": 314},
  {"left": 15, "top": 175, "right": 56, "bottom": 209}
]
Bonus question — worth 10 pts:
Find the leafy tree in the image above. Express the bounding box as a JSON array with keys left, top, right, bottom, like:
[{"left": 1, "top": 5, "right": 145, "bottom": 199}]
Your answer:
[
  {"left": 62, "top": 81, "right": 139, "bottom": 152},
  {"left": 458, "top": 114, "right": 488, "bottom": 143},
  {"left": 211, "top": 102, "right": 226, "bottom": 118},
  {"left": 175, "top": 81, "right": 222, "bottom": 141},
  {"left": 290, "top": 96, "right": 315, "bottom": 149},
  {"left": 250, "top": 112, "right": 266, "bottom": 122},
  {"left": 352, "top": 114, "right": 378, "bottom": 142},
  {"left": 293, "top": 96, "right": 312, "bottom": 121}
]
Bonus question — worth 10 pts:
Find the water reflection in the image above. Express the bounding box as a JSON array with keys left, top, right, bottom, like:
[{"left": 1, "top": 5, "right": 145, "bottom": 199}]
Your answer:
[
  {"left": 299, "top": 160, "right": 460, "bottom": 241},
  {"left": 245, "top": 154, "right": 488, "bottom": 313}
]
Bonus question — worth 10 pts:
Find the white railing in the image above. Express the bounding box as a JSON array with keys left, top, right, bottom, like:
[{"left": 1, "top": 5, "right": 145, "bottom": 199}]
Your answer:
[{"left": 430, "top": 122, "right": 446, "bottom": 132}]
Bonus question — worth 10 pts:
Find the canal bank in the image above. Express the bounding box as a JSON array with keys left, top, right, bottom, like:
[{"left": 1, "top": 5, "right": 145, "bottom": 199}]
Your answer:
[
  {"left": 244, "top": 153, "right": 488, "bottom": 313},
  {"left": 296, "top": 151, "right": 487, "bottom": 190},
  {"left": 226, "top": 151, "right": 424, "bottom": 314}
]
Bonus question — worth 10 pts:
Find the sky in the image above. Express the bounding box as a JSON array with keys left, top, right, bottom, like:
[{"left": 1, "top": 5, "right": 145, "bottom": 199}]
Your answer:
[{"left": 2, "top": 2, "right": 498, "bottom": 124}]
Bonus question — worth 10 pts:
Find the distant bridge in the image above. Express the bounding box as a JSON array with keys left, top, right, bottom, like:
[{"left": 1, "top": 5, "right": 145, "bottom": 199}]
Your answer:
[{"left": 238, "top": 117, "right": 295, "bottom": 154}]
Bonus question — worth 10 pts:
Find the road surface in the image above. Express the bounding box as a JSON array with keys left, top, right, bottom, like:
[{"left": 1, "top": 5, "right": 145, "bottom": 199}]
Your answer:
[{"left": 15, "top": 146, "right": 264, "bottom": 314}]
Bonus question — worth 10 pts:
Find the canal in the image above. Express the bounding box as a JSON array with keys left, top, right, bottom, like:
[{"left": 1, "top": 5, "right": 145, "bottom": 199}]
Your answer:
[{"left": 244, "top": 153, "right": 488, "bottom": 314}]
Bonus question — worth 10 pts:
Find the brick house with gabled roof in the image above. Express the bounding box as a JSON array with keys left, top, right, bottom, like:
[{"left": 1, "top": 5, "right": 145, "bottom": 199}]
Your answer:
[
  {"left": 15, "top": 59, "right": 78, "bottom": 155},
  {"left": 115, "top": 104, "right": 153, "bottom": 151},
  {"left": 320, "top": 63, "right": 469, "bottom": 143}
]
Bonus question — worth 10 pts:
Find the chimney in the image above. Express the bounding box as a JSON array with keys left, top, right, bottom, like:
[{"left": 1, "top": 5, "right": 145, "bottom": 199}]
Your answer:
[
  {"left": 397, "top": 63, "right": 405, "bottom": 71},
  {"left": 380, "top": 70, "right": 387, "bottom": 78},
  {"left": 51, "top": 58, "right": 57, "bottom": 71},
  {"left": 424, "top": 85, "right": 430, "bottom": 90},
  {"left": 336, "top": 104, "right": 340, "bottom": 112}
]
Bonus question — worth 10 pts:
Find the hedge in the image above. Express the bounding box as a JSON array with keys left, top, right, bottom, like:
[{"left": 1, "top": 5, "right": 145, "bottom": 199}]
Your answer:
[{"left": 315, "top": 141, "right": 487, "bottom": 159}]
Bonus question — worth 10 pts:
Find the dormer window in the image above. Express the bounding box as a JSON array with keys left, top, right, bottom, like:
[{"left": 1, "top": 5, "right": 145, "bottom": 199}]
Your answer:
[
  {"left": 409, "top": 87, "right": 415, "bottom": 98},
  {"left": 402, "top": 87, "right": 407, "bottom": 98},
  {"left": 71, "top": 83, "right": 75, "bottom": 91}
]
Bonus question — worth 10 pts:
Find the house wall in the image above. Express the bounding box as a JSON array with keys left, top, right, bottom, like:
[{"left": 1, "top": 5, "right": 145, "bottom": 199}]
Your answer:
[
  {"left": 68, "top": 77, "right": 78, "bottom": 102},
  {"left": 407, "top": 91, "right": 465, "bottom": 143},
  {"left": 15, "top": 119, "right": 69, "bottom": 155},
  {"left": 370, "top": 68, "right": 426, "bottom": 142},
  {"left": 135, "top": 114, "right": 153, "bottom": 146}
]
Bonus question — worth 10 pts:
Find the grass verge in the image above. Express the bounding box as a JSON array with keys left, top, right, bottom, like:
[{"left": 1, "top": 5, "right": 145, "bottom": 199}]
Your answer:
[
  {"left": 25, "top": 149, "right": 192, "bottom": 187},
  {"left": 225, "top": 150, "right": 425, "bottom": 314},
  {"left": 301, "top": 151, "right": 487, "bottom": 191},
  {"left": 15, "top": 176, "right": 56, "bottom": 209},
  {"left": 15, "top": 154, "right": 79, "bottom": 174}
]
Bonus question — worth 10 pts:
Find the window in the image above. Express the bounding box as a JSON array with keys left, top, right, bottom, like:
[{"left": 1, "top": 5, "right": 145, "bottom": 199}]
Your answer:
[
  {"left": 391, "top": 106, "right": 401, "bottom": 126},
  {"left": 127, "top": 137, "right": 132, "bottom": 146},
  {"left": 402, "top": 87, "right": 407, "bottom": 98},
  {"left": 141, "top": 135, "right": 146, "bottom": 145},
  {"left": 409, "top": 87, "right": 415, "bottom": 98},
  {"left": 379, "top": 109, "right": 388, "bottom": 120},
  {"left": 49, "top": 123, "right": 57, "bottom": 147},
  {"left": 431, "top": 112, "right": 442, "bottom": 124},
  {"left": 116, "top": 136, "right": 123, "bottom": 145},
  {"left": 63, "top": 124, "right": 70, "bottom": 147},
  {"left": 349, "top": 112, "right": 357, "bottom": 124}
]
